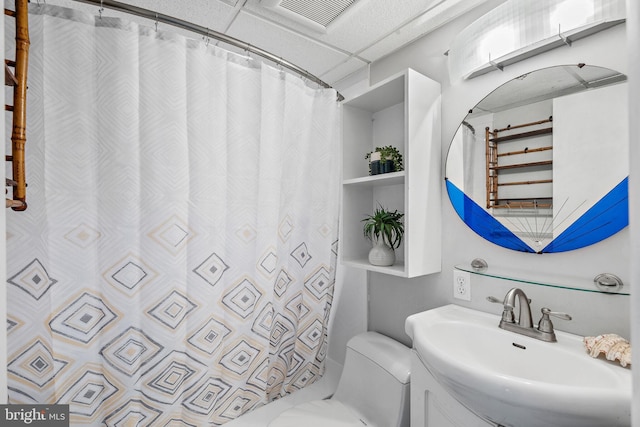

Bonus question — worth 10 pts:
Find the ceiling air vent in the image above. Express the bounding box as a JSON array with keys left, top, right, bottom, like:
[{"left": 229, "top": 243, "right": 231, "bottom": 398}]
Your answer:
[{"left": 262, "top": 0, "right": 358, "bottom": 31}]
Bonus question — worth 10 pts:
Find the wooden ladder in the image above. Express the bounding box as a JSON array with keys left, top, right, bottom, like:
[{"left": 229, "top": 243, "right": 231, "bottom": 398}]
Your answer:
[{"left": 5, "top": 0, "right": 29, "bottom": 210}]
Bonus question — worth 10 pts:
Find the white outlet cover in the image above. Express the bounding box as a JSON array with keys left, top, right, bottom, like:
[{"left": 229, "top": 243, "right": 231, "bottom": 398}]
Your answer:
[{"left": 453, "top": 270, "right": 471, "bottom": 301}]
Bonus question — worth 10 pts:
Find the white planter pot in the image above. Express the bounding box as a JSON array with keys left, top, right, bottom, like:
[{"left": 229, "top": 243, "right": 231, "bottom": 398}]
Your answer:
[{"left": 368, "top": 240, "right": 396, "bottom": 266}]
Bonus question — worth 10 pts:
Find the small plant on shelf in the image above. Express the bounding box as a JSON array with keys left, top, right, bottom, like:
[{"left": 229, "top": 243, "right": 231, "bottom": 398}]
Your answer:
[
  {"left": 365, "top": 145, "right": 404, "bottom": 174},
  {"left": 362, "top": 205, "right": 404, "bottom": 248},
  {"left": 362, "top": 205, "right": 404, "bottom": 266}
]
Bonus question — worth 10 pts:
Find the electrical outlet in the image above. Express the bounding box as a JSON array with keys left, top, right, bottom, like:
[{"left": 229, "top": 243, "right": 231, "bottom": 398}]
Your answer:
[{"left": 453, "top": 270, "right": 471, "bottom": 301}]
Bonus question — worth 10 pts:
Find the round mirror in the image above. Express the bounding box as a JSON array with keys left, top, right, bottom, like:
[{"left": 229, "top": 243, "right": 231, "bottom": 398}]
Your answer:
[{"left": 445, "top": 65, "right": 628, "bottom": 253}]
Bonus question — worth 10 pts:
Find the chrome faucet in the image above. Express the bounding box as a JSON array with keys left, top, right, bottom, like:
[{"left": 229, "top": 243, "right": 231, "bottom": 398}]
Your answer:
[
  {"left": 502, "top": 287, "right": 533, "bottom": 328},
  {"left": 487, "top": 288, "right": 572, "bottom": 343}
]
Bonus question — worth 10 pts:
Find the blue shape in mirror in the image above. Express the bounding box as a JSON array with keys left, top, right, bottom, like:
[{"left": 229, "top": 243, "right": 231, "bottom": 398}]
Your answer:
[
  {"left": 446, "top": 177, "right": 628, "bottom": 254},
  {"left": 542, "top": 177, "right": 628, "bottom": 253},
  {"left": 446, "top": 179, "right": 535, "bottom": 253}
]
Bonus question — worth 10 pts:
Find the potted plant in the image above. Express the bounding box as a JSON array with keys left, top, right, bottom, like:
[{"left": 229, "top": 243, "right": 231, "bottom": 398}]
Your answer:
[
  {"left": 362, "top": 205, "right": 404, "bottom": 266},
  {"left": 365, "top": 145, "right": 403, "bottom": 174}
]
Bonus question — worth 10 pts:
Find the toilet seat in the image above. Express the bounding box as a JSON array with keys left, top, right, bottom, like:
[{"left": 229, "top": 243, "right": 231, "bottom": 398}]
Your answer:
[{"left": 268, "top": 399, "right": 367, "bottom": 427}]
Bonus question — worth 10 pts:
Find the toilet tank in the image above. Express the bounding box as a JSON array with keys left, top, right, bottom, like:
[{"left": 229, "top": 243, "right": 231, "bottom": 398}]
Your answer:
[{"left": 332, "top": 331, "right": 411, "bottom": 427}]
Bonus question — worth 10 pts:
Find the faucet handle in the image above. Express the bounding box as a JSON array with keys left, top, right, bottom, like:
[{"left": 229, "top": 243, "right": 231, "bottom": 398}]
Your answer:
[
  {"left": 486, "top": 295, "right": 531, "bottom": 305},
  {"left": 487, "top": 295, "right": 515, "bottom": 310},
  {"left": 486, "top": 296, "right": 515, "bottom": 323},
  {"left": 537, "top": 307, "right": 572, "bottom": 336},
  {"left": 541, "top": 307, "right": 572, "bottom": 321}
]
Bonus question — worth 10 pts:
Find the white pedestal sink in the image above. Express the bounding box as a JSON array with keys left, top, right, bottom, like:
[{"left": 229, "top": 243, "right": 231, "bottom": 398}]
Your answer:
[{"left": 405, "top": 304, "right": 631, "bottom": 427}]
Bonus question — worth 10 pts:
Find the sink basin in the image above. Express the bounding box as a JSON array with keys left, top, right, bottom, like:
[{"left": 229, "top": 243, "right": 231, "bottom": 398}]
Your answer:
[{"left": 405, "top": 304, "right": 631, "bottom": 427}]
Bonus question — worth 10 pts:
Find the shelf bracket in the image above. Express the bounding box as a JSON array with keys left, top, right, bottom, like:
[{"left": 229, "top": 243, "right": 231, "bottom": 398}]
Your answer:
[{"left": 558, "top": 24, "right": 572, "bottom": 47}]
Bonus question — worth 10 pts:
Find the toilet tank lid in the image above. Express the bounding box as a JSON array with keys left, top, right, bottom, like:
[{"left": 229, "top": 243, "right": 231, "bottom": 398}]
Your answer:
[{"left": 347, "top": 331, "right": 411, "bottom": 384}]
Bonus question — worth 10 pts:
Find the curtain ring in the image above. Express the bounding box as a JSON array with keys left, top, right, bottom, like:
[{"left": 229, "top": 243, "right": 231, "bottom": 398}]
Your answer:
[
  {"left": 277, "top": 58, "right": 285, "bottom": 77},
  {"left": 155, "top": 13, "right": 159, "bottom": 32},
  {"left": 98, "top": 0, "right": 104, "bottom": 19}
]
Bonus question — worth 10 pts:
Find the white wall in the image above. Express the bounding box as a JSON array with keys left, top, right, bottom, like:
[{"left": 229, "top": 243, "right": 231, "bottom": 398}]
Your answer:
[
  {"left": 340, "top": 4, "right": 632, "bottom": 349},
  {"left": 626, "top": 0, "right": 639, "bottom": 426}
]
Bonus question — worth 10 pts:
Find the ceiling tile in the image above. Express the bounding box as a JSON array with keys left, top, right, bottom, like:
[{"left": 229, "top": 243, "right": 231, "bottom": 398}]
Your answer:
[
  {"left": 112, "top": 0, "right": 238, "bottom": 31},
  {"left": 227, "top": 11, "right": 352, "bottom": 77},
  {"left": 318, "top": 57, "right": 369, "bottom": 84},
  {"left": 358, "top": 0, "right": 490, "bottom": 61},
  {"left": 311, "top": 0, "right": 444, "bottom": 53},
  {"left": 245, "top": 0, "right": 441, "bottom": 52}
]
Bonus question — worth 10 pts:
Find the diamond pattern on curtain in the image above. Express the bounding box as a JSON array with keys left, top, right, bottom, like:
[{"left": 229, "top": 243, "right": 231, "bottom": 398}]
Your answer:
[{"left": 5, "top": 4, "right": 341, "bottom": 426}]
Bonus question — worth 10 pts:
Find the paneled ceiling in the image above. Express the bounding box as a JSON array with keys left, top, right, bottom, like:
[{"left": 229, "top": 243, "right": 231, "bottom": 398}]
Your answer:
[{"left": 43, "top": 0, "right": 494, "bottom": 86}]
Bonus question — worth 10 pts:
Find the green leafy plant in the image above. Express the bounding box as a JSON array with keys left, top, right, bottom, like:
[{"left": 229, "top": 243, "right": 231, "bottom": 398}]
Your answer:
[
  {"left": 365, "top": 145, "right": 404, "bottom": 172},
  {"left": 362, "top": 205, "right": 404, "bottom": 249}
]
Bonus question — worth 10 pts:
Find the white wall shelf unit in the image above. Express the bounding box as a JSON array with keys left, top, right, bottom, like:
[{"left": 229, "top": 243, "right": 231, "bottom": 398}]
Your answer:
[{"left": 341, "top": 68, "right": 441, "bottom": 278}]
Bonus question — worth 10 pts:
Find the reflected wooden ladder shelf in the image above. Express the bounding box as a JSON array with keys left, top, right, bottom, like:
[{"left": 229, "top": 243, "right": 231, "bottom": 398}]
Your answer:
[
  {"left": 5, "top": 0, "right": 29, "bottom": 210},
  {"left": 486, "top": 117, "right": 553, "bottom": 210}
]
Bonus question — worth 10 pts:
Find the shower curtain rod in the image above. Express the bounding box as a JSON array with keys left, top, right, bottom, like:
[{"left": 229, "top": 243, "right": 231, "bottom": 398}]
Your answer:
[{"left": 68, "top": 0, "right": 344, "bottom": 101}]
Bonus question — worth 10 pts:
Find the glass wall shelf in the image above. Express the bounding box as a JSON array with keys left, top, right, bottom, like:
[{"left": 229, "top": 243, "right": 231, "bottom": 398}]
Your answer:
[{"left": 454, "top": 264, "right": 630, "bottom": 295}]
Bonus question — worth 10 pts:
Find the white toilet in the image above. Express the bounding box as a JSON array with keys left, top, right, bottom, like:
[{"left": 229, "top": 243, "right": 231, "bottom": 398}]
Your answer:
[{"left": 268, "top": 331, "right": 411, "bottom": 427}]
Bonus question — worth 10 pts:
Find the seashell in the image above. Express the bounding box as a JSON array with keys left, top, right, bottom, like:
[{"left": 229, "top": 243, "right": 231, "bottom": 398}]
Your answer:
[{"left": 583, "top": 334, "right": 632, "bottom": 367}]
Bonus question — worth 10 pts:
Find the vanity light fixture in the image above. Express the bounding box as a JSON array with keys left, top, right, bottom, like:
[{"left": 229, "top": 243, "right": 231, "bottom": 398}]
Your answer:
[{"left": 447, "top": 0, "right": 626, "bottom": 81}]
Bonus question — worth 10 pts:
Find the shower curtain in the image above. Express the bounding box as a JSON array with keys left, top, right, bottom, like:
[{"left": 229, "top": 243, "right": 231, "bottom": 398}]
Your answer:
[{"left": 5, "top": 5, "right": 341, "bottom": 426}]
